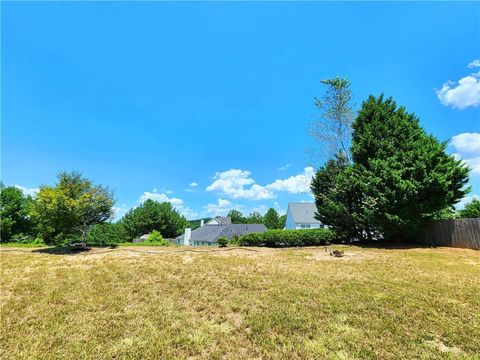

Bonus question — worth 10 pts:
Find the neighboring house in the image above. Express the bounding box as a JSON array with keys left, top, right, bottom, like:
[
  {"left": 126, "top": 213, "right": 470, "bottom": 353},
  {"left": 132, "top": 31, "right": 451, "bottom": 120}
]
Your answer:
[
  {"left": 285, "top": 202, "right": 324, "bottom": 230},
  {"left": 176, "top": 216, "right": 267, "bottom": 246}
]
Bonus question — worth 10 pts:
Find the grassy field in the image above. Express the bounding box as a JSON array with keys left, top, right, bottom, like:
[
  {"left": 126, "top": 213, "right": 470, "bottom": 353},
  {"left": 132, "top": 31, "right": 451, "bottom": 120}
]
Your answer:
[{"left": 1, "top": 245, "right": 479, "bottom": 359}]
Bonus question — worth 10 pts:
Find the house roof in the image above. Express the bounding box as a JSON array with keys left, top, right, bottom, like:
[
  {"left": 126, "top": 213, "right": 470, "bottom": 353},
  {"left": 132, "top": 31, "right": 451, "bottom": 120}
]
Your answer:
[
  {"left": 176, "top": 223, "right": 267, "bottom": 243},
  {"left": 206, "top": 216, "right": 232, "bottom": 225},
  {"left": 288, "top": 202, "right": 321, "bottom": 224}
]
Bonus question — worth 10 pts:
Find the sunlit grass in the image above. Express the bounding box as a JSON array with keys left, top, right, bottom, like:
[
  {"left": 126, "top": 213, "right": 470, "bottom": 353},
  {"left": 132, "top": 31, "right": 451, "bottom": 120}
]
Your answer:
[{"left": 1, "top": 245, "right": 479, "bottom": 359}]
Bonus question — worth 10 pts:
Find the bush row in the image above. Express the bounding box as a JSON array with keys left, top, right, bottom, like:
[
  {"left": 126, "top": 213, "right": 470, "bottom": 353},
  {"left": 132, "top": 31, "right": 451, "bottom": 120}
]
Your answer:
[{"left": 238, "top": 228, "right": 335, "bottom": 247}]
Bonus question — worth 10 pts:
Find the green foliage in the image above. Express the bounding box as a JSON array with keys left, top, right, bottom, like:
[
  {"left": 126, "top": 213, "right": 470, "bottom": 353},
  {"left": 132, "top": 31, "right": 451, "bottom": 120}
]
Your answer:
[
  {"left": 228, "top": 210, "right": 245, "bottom": 224},
  {"left": 238, "top": 228, "right": 335, "bottom": 247},
  {"left": 278, "top": 214, "right": 286, "bottom": 229},
  {"left": 188, "top": 218, "right": 212, "bottom": 230},
  {"left": 88, "top": 222, "right": 129, "bottom": 246},
  {"left": 352, "top": 95, "right": 470, "bottom": 239},
  {"left": 217, "top": 236, "right": 228, "bottom": 247},
  {"left": 0, "top": 238, "right": 46, "bottom": 247},
  {"left": 311, "top": 153, "right": 366, "bottom": 240},
  {"left": 264, "top": 208, "right": 281, "bottom": 229},
  {"left": 0, "top": 184, "right": 34, "bottom": 242},
  {"left": 121, "top": 199, "right": 188, "bottom": 239},
  {"left": 458, "top": 199, "right": 480, "bottom": 218},
  {"left": 141, "top": 230, "right": 169, "bottom": 246},
  {"left": 227, "top": 210, "right": 265, "bottom": 225},
  {"left": 31, "top": 172, "right": 115, "bottom": 246},
  {"left": 246, "top": 211, "right": 263, "bottom": 224},
  {"left": 312, "top": 95, "right": 470, "bottom": 241}
]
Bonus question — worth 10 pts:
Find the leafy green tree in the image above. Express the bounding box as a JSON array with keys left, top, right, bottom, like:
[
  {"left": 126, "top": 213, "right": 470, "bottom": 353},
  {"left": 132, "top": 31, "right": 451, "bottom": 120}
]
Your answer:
[
  {"left": 351, "top": 95, "right": 470, "bottom": 239},
  {"left": 278, "top": 214, "right": 287, "bottom": 229},
  {"left": 312, "top": 95, "right": 470, "bottom": 241},
  {"left": 0, "top": 184, "right": 34, "bottom": 242},
  {"left": 311, "top": 153, "right": 368, "bottom": 240},
  {"left": 228, "top": 210, "right": 245, "bottom": 224},
  {"left": 458, "top": 199, "right": 480, "bottom": 218},
  {"left": 309, "top": 77, "right": 355, "bottom": 161},
  {"left": 121, "top": 199, "right": 187, "bottom": 239},
  {"left": 246, "top": 211, "right": 264, "bottom": 224},
  {"left": 88, "top": 222, "right": 128, "bottom": 246},
  {"left": 264, "top": 208, "right": 281, "bottom": 229},
  {"left": 32, "top": 172, "right": 114, "bottom": 247}
]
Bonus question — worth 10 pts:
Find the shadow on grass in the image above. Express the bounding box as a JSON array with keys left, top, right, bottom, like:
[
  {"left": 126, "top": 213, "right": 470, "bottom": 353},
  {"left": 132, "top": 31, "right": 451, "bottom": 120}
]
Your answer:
[
  {"left": 32, "top": 245, "right": 118, "bottom": 255},
  {"left": 350, "top": 240, "right": 434, "bottom": 250}
]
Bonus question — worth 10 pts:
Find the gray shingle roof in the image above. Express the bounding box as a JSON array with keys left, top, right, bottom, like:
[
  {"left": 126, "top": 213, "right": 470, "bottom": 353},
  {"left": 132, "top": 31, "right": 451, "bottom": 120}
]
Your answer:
[
  {"left": 288, "top": 202, "right": 321, "bottom": 224},
  {"left": 176, "top": 223, "right": 267, "bottom": 243}
]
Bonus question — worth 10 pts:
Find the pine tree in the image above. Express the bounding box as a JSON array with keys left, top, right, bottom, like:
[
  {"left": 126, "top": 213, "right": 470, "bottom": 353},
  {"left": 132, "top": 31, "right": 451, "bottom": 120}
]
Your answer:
[{"left": 351, "top": 95, "right": 470, "bottom": 239}]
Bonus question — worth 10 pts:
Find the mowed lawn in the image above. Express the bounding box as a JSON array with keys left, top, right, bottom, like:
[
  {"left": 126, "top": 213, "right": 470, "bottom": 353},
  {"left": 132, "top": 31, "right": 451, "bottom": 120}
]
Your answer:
[{"left": 1, "top": 246, "right": 479, "bottom": 359}]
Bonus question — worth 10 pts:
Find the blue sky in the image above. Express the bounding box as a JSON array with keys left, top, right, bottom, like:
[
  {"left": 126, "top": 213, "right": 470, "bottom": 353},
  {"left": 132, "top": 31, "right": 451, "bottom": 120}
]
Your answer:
[{"left": 2, "top": 2, "right": 479, "bottom": 220}]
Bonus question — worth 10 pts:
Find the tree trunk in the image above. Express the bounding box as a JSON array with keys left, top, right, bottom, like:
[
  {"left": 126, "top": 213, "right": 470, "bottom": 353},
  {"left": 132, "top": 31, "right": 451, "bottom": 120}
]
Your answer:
[{"left": 81, "top": 229, "right": 88, "bottom": 249}]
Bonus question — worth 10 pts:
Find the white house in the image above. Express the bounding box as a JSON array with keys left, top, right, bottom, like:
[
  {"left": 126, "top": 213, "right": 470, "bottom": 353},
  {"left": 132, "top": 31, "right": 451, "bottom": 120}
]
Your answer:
[{"left": 285, "top": 202, "right": 324, "bottom": 230}]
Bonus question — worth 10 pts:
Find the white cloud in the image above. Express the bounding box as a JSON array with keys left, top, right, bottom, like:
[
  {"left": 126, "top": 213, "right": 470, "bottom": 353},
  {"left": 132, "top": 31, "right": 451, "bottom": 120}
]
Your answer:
[
  {"left": 14, "top": 185, "right": 39, "bottom": 197},
  {"left": 451, "top": 132, "right": 480, "bottom": 154},
  {"left": 206, "top": 167, "right": 317, "bottom": 200},
  {"left": 463, "top": 157, "right": 480, "bottom": 176},
  {"left": 189, "top": 182, "right": 198, "bottom": 187},
  {"left": 139, "top": 190, "right": 184, "bottom": 206},
  {"left": 278, "top": 163, "right": 293, "bottom": 171},
  {"left": 436, "top": 61, "right": 480, "bottom": 109},
  {"left": 468, "top": 60, "right": 480, "bottom": 68},
  {"left": 206, "top": 169, "right": 275, "bottom": 200},
  {"left": 204, "top": 198, "right": 239, "bottom": 216},
  {"left": 451, "top": 132, "right": 480, "bottom": 177},
  {"left": 112, "top": 204, "right": 129, "bottom": 220},
  {"left": 266, "top": 167, "right": 315, "bottom": 194}
]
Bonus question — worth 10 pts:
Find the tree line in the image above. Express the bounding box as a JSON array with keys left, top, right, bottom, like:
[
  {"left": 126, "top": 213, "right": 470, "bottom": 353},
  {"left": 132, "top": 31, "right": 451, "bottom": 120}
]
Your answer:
[
  {"left": 0, "top": 176, "right": 287, "bottom": 247},
  {"left": 2, "top": 78, "right": 478, "bottom": 246}
]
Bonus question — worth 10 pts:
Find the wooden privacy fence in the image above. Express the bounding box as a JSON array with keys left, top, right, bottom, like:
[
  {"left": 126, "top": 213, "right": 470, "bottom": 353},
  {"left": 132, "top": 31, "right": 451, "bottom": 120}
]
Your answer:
[{"left": 421, "top": 218, "right": 480, "bottom": 250}]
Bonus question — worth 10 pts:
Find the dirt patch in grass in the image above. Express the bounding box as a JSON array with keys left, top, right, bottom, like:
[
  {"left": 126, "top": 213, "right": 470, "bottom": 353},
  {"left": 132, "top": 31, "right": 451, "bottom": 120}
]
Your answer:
[{"left": 1, "top": 245, "right": 479, "bottom": 359}]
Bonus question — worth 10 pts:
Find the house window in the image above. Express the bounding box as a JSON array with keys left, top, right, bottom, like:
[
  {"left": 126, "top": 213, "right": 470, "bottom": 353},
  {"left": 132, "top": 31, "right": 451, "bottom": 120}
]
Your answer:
[{"left": 300, "top": 224, "right": 311, "bottom": 229}]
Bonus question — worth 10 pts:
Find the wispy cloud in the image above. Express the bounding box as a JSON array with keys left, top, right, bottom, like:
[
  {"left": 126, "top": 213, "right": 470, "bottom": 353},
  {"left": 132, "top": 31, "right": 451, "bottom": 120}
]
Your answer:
[
  {"left": 278, "top": 163, "right": 293, "bottom": 171},
  {"left": 204, "top": 198, "right": 241, "bottom": 216}
]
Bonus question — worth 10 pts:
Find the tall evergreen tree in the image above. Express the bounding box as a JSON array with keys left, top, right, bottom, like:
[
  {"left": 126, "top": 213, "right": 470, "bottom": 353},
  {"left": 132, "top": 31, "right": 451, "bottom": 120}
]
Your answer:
[
  {"left": 264, "top": 208, "right": 280, "bottom": 229},
  {"left": 351, "top": 95, "right": 470, "bottom": 239}
]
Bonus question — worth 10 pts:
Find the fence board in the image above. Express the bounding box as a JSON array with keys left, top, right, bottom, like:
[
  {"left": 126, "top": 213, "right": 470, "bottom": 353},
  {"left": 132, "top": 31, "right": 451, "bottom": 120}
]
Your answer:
[{"left": 421, "top": 219, "right": 480, "bottom": 250}]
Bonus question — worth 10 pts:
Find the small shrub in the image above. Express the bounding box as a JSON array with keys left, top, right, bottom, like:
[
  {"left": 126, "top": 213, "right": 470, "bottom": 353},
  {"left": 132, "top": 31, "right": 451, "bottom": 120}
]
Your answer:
[
  {"left": 217, "top": 236, "right": 228, "bottom": 247},
  {"left": 143, "top": 230, "right": 169, "bottom": 246},
  {"left": 238, "top": 228, "right": 335, "bottom": 247}
]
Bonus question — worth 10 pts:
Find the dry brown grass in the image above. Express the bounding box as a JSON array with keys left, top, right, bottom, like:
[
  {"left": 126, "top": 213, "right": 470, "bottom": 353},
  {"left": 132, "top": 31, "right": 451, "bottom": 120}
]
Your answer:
[{"left": 1, "top": 245, "right": 479, "bottom": 359}]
